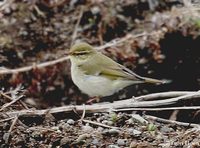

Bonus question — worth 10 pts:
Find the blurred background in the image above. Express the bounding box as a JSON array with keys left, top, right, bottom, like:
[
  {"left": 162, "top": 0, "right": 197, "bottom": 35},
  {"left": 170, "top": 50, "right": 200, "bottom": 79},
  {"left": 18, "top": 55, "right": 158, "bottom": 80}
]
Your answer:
[{"left": 0, "top": 0, "right": 200, "bottom": 117}]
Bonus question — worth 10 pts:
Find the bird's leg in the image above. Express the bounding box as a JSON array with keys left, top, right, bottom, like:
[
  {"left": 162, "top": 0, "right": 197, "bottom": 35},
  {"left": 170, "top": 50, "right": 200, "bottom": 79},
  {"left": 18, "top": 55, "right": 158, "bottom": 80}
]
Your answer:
[{"left": 86, "top": 96, "right": 100, "bottom": 104}]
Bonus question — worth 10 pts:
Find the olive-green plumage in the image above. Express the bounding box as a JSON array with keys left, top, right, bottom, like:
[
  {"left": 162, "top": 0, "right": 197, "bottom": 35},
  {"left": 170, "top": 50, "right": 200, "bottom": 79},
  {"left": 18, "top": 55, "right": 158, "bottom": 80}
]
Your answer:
[{"left": 69, "top": 42, "right": 163, "bottom": 97}]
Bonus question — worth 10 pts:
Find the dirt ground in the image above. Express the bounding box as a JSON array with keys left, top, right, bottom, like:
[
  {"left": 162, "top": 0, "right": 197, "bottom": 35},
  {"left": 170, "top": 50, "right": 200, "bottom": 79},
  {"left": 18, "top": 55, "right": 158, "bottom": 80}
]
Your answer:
[{"left": 1, "top": 0, "right": 200, "bottom": 147}]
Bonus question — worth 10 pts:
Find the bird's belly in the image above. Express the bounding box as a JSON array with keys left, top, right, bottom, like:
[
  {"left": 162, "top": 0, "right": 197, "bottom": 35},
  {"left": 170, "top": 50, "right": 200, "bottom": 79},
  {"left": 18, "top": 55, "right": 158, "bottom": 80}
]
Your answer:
[
  {"left": 72, "top": 72, "right": 115, "bottom": 97},
  {"left": 71, "top": 66, "right": 134, "bottom": 97}
]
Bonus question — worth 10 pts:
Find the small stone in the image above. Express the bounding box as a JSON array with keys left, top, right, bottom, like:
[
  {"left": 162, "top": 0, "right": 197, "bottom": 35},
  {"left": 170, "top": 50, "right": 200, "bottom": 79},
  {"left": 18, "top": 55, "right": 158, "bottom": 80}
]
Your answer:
[
  {"left": 131, "top": 114, "right": 148, "bottom": 124},
  {"left": 60, "top": 137, "right": 72, "bottom": 146},
  {"left": 91, "top": 6, "right": 100, "bottom": 14},
  {"left": 76, "top": 134, "right": 91, "bottom": 142},
  {"left": 126, "top": 118, "right": 134, "bottom": 124},
  {"left": 92, "top": 138, "right": 99, "bottom": 145},
  {"left": 97, "top": 127, "right": 104, "bottom": 132},
  {"left": 138, "top": 58, "right": 148, "bottom": 64},
  {"left": 67, "top": 119, "right": 75, "bottom": 125},
  {"left": 130, "top": 141, "right": 137, "bottom": 148},
  {"left": 108, "top": 129, "right": 120, "bottom": 134},
  {"left": 82, "top": 125, "right": 94, "bottom": 133},
  {"left": 102, "top": 120, "right": 108, "bottom": 124},
  {"left": 107, "top": 121, "right": 114, "bottom": 126},
  {"left": 102, "top": 120, "right": 113, "bottom": 126},
  {"left": 60, "top": 123, "right": 70, "bottom": 132},
  {"left": 160, "top": 126, "right": 174, "bottom": 133},
  {"left": 108, "top": 145, "right": 120, "bottom": 148},
  {"left": 128, "top": 128, "right": 142, "bottom": 136},
  {"left": 117, "top": 139, "right": 127, "bottom": 146},
  {"left": 25, "top": 98, "right": 37, "bottom": 106},
  {"left": 3, "top": 133, "right": 10, "bottom": 143}
]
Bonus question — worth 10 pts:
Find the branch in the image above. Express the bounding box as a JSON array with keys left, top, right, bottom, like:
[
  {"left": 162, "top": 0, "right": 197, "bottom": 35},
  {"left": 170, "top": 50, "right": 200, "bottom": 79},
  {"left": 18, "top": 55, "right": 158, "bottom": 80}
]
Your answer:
[
  {"left": 95, "top": 32, "right": 148, "bottom": 50},
  {"left": 0, "top": 31, "right": 151, "bottom": 75},
  {"left": 1, "top": 92, "right": 28, "bottom": 109},
  {"left": 0, "top": 95, "right": 24, "bottom": 112},
  {"left": 115, "top": 106, "right": 200, "bottom": 112},
  {"left": 82, "top": 119, "right": 118, "bottom": 129},
  {"left": 5, "top": 91, "right": 200, "bottom": 117},
  {"left": 0, "top": 56, "right": 69, "bottom": 75},
  {"left": 71, "top": 6, "right": 84, "bottom": 46},
  {"left": 145, "top": 115, "right": 200, "bottom": 128},
  {"left": 134, "top": 91, "right": 196, "bottom": 101}
]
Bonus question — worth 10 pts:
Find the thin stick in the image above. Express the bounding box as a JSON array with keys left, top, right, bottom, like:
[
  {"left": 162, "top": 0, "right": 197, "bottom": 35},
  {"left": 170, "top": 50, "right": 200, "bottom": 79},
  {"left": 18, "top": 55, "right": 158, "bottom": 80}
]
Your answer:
[
  {"left": 1, "top": 92, "right": 28, "bottom": 109},
  {"left": 0, "top": 56, "right": 69, "bottom": 75},
  {"left": 4, "top": 115, "right": 18, "bottom": 144},
  {"left": 80, "top": 104, "right": 86, "bottom": 121},
  {"left": 71, "top": 6, "right": 84, "bottom": 46},
  {"left": 0, "top": 117, "right": 15, "bottom": 123},
  {"left": 8, "top": 116, "right": 18, "bottom": 133},
  {"left": 82, "top": 119, "right": 118, "bottom": 129},
  {"left": 114, "top": 106, "right": 200, "bottom": 112},
  {"left": 0, "top": 32, "right": 149, "bottom": 75},
  {"left": 95, "top": 32, "right": 148, "bottom": 50},
  {"left": 145, "top": 115, "right": 200, "bottom": 128},
  {"left": 0, "top": 95, "right": 24, "bottom": 112},
  {"left": 6, "top": 91, "right": 200, "bottom": 117},
  {"left": 134, "top": 91, "right": 196, "bottom": 101}
]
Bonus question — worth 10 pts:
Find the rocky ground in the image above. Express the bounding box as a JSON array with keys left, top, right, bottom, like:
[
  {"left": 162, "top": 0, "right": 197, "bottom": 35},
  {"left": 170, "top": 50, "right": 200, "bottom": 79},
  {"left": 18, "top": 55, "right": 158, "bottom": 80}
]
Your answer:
[{"left": 1, "top": 0, "right": 200, "bottom": 147}]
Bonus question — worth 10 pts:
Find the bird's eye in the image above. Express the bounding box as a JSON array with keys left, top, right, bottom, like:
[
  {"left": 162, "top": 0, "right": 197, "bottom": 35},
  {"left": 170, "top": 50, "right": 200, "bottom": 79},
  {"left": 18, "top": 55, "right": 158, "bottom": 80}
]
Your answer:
[{"left": 75, "top": 54, "right": 89, "bottom": 60}]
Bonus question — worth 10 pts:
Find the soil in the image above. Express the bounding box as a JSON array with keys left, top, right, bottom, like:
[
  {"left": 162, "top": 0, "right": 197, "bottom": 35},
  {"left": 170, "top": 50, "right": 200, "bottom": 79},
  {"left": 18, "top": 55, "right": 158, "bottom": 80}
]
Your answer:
[{"left": 1, "top": 0, "right": 200, "bottom": 147}]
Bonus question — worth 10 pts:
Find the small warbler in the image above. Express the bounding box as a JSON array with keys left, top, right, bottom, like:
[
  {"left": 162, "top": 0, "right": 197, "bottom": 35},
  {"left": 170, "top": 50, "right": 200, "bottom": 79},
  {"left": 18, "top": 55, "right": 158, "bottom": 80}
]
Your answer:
[{"left": 69, "top": 42, "right": 164, "bottom": 98}]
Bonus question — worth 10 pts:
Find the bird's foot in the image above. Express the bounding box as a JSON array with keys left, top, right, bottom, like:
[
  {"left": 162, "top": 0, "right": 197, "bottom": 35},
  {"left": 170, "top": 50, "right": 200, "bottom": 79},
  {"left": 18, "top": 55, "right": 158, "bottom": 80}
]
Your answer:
[{"left": 86, "top": 96, "right": 100, "bottom": 104}]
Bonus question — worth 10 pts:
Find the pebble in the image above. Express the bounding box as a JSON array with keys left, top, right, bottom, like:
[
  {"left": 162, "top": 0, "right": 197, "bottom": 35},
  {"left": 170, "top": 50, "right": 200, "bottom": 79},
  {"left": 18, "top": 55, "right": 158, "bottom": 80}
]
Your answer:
[
  {"left": 82, "top": 125, "right": 94, "bottom": 133},
  {"left": 131, "top": 114, "right": 148, "bottom": 124},
  {"left": 130, "top": 141, "right": 137, "bottom": 148},
  {"left": 92, "top": 138, "right": 99, "bottom": 145},
  {"left": 102, "top": 120, "right": 114, "bottom": 126},
  {"left": 108, "top": 145, "right": 120, "bottom": 148},
  {"left": 91, "top": 6, "right": 100, "bottom": 14},
  {"left": 97, "top": 127, "right": 104, "bottom": 132},
  {"left": 128, "top": 128, "right": 142, "bottom": 136},
  {"left": 76, "top": 133, "right": 91, "bottom": 142},
  {"left": 61, "top": 123, "right": 70, "bottom": 131},
  {"left": 160, "top": 126, "right": 174, "bottom": 133},
  {"left": 108, "top": 129, "right": 121, "bottom": 134},
  {"left": 3, "top": 133, "right": 10, "bottom": 143},
  {"left": 117, "top": 139, "right": 127, "bottom": 146},
  {"left": 60, "top": 137, "right": 72, "bottom": 146},
  {"left": 67, "top": 119, "right": 75, "bottom": 125}
]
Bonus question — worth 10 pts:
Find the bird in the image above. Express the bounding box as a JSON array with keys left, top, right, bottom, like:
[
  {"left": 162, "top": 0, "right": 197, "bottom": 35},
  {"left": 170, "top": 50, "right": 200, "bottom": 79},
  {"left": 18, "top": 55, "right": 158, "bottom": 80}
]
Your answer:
[{"left": 68, "top": 42, "right": 164, "bottom": 98}]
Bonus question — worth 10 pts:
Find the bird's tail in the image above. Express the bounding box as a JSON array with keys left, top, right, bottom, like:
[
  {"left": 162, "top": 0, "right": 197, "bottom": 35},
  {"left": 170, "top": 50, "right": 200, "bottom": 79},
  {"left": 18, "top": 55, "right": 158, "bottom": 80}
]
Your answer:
[{"left": 137, "top": 76, "right": 171, "bottom": 84}]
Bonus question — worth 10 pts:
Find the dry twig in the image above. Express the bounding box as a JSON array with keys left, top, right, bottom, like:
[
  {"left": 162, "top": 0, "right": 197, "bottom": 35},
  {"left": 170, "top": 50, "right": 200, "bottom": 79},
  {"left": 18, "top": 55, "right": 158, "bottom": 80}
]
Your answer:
[
  {"left": 0, "top": 32, "right": 150, "bottom": 75},
  {"left": 5, "top": 91, "right": 200, "bottom": 117},
  {"left": 71, "top": 6, "right": 84, "bottom": 46},
  {"left": 0, "top": 117, "right": 15, "bottom": 123},
  {"left": 82, "top": 119, "right": 118, "bottom": 129},
  {"left": 114, "top": 106, "right": 200, "bottom": 112},
  {"left": 145, "top": 115, "right": 200, "bottom": 128},
  {"left": 0, "top": 95, "right": 24, "bottom": 112},
  {"left": 134, "top": 91, "right": 196, "bottom": 101},
  {"left": 1, "top": 92, "right": 28, "bottom": 109},
  {"left": 95, "top": 32, "right": 148, "bottom": 50},
  {"left": 0, "top": 56, "right": 70, "bottom": 75}
]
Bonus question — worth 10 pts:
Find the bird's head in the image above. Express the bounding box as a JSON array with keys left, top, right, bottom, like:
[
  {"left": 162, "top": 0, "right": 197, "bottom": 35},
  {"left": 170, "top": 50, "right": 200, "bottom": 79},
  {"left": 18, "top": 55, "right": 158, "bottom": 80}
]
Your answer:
[{"left": 69, "top": 42, "right": 97, "bottom": 64}]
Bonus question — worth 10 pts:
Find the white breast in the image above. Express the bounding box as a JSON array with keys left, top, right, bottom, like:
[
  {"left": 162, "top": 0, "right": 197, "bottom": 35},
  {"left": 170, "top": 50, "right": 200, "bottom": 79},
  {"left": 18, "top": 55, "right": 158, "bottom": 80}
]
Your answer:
[{"left": 71, "top": 64, "right": 134, "bottom": 97}]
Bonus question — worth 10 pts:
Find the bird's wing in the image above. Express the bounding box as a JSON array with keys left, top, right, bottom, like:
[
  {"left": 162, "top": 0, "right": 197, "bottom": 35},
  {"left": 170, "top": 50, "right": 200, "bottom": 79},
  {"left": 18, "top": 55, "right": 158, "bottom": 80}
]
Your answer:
[
  {"left": 80, "top": 52, "right": 162, "bottom": 83},
  {"left": 97, "top": 53, "right": 143, "bottom": 81},
  {"left": 97, "top": 54, "right": 163, "bottom": 83},
  {"left": 100, "top": 63, "right": 143, "bottom": 81}
]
